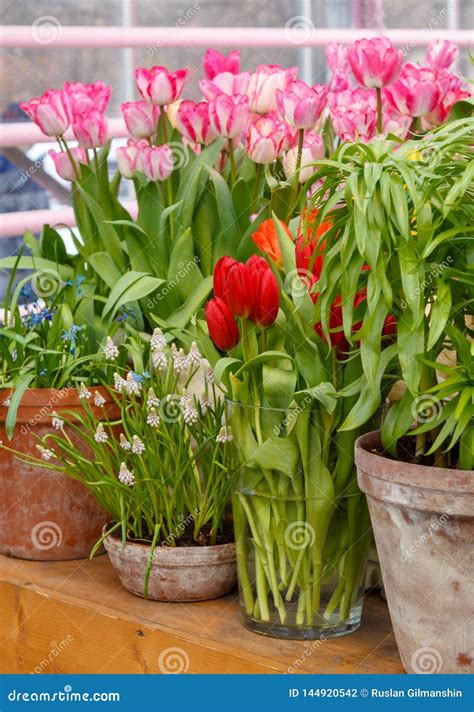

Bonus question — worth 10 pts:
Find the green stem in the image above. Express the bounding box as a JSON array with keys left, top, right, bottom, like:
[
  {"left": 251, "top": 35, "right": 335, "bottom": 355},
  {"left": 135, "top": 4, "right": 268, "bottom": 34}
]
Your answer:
[
  {"left": 250, "top": 163, "right": 263, "bottom": 215},
  {"left": 227, "top": 137, "right": 237, "bottom": 185},
  {"left": 376, "top": 87, "right": 383, "bottom": 134}
]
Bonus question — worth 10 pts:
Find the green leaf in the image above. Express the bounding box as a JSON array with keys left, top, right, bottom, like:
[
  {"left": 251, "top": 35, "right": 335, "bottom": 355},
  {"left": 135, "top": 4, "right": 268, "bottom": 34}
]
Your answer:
[
  {"left": 103, "top": 271, "right": 152, "bottom": 316},
  {"left": 247, "top": 435, "right": 299, "bottom": 477},
  {"left": 6, "top": 372, "right": 35, "bottom": 439},
  {"left": 164, "top": 276, "right": 213, "bottom": 329},
  {"left": 427, "top": 280, "right": 451, "bottom": 350}
]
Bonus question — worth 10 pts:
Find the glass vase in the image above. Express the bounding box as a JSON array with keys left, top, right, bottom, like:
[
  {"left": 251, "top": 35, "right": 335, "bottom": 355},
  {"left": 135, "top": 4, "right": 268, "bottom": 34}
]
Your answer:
[{"left": 227, "top": 399, "right": 372, "bottom": 640}]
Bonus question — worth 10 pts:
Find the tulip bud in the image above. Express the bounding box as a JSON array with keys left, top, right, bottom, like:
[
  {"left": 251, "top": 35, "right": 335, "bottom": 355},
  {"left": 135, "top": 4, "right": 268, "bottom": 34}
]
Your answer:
[
  {"left": 248, "top": 64, "right": 298, "bottom": 114},
  {"left": 20, "top": 89, "right": 72, "bottom": 137},
  {"left": 116, "top": 139, "right": 144, "bottom": 179},
  {"left": 121, "top": 101, "right": 161, "bottom": 139},
  {"left": 49, "top": 147, "right": 87, "bottom": 181},
  {"left": 205, "top": 297, "right": 240, "bottom": 351},
  {"left": 246, "top": 113, "right": 285, "bottom": 164},
  {"left": 208, "top": 94, "right": 249, "bottom": 139},
  {"left": 135, "top": 66, "right": 188, "bottom": 106},
  {"left": 425, "top": 40, "right": 459, "bottom": 70},
  {"left": 276, "top": 81, "right": 328, "bottom": 129},
  {"left": 213, "top": 256, "right": 238, "bottom": 300},
  {"left": 176, "top": 100, "right": 216, "bottom": 145},
  {"left": 246, "top": 256, "right": 279, "bottom": 327},
  {"left": 224, "top": 263, "right": 254, "bottom": 318},
  {"left": 64, "top": 81, "right": 111, "bottom": 116},
  {"left": 73, "top": 109, "right": 108, "bottom": 148},
  {"left": 136, "top": 144, "right": 174, "bottom": 182},
  {"left": 203, "top": 49, "right": 240, "bottom": 80}
]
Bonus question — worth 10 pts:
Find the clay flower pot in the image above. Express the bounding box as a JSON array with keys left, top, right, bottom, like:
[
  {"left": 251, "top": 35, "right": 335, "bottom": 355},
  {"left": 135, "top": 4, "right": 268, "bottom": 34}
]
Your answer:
[
  {"left": 103, "top": 525, "right": 237, "bottom": 601},
  {"left": 355, "top": 430, "right": 473, "bottom": 674},
  {"left": 0, "top": 387, "right": 120, "bottom": 561}
]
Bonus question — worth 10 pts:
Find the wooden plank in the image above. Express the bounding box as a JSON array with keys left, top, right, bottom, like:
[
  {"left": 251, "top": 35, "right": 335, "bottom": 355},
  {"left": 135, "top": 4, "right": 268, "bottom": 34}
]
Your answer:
[{"left": 0, "top": 553, "right": 402, "bottom": 674}]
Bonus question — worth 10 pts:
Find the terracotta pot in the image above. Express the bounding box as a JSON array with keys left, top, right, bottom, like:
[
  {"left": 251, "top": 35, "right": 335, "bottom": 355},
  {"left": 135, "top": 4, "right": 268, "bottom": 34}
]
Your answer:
[
  {"left": 103, "top": 525, "right": 237, "bottom": 601},
  {"left": 355, "top": 430, "right": 474, "bottom": 674},
  {"left": 0, "top": 387, "right": 120, "bottom": 561}
]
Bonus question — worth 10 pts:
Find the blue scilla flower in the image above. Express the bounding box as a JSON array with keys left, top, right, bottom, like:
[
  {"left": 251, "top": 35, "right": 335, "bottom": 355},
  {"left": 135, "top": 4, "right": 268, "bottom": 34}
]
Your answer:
[
  {"left": 61, "top": 325, "right": 83, "bottom": 352},
  {"left": 39, "top": 368, "right": 47, "bottom": 376}
]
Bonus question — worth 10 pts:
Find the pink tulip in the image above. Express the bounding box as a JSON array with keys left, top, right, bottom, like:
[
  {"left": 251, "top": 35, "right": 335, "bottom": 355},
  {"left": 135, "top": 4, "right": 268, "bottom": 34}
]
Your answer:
[
  {"left": 328, "top": 87, "right": 376, "bottom": 115},
  {"left": 384, "top": 64, "right": 440, "bottom": 117},
  {"left": 203, "top": 49, "right": 240, "bottom": 80},
  {"left": 281, "top": 123, "right": 299, "bottom": 151},
  {"left": 248, "top": 64, "right": 298, "bottom": 114},
  {"left": 276, "top": 81, "right": 328, "bottom": 129},
  {"left": 348, "top": 37, "right": 402, "bottom": 88},
  {"left": 121, "top": 101, "right": 161, "bottom": 139},
  {"left": 331, "top": 107, "right": 377, "bottom": 143},
  {"left": 200, "top": 72, "right": 251, "bottom": 101},
  {"left": 20, "top": 89, "right": 71, "bottom": 137},
  {"left": 282, "top": 133, "right": 324, "bottom": 183},
  {"left": 208, "top": 94, "right": 249, "bottom": 139},
  {"left": 325, "top": 43, "right": 351, "bottom": 92},
  {"left": 382, "top": 114, "right": 412, "bottom": 140},
  {"left": 422, "top": 72, "right": 471, "bottom": 128},
  {"left": 425, "top": 40, "right": 459, "bottom": 70},
  {"left": 175, "top": 100, "right": 216, "bottom": 145},
  {"left": 246, "top": 113, "right": 285, "bottom": 164},
  {"left": 136, "top": 144, "right": 174, "bottom": 182},
  {"left": 116, "top": 139, "right": 146, "bottom": 179},
  {"left": 73, "top": 109, "right": 109, "bottom": 148},
  {"left": 49, "top": 147, "right": 87, "bottom": 181},
  {"left": 135, "top": 66, "right": 188, "bottom": 106},
  {"left": 64, "top": 81, "right": 111, "bottom": 116}
]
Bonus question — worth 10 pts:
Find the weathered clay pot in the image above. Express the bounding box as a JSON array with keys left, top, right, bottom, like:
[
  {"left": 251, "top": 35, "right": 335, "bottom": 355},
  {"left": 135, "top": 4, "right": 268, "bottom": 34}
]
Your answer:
[
  {"left": 103, "top": 525, "right": 237, "bottom": 601},
  {"left": 0, "top": 387, "right": 119, "bottom": 561},
  {"left": 356, "top": 430, "right": 473, "bottom": 674}
]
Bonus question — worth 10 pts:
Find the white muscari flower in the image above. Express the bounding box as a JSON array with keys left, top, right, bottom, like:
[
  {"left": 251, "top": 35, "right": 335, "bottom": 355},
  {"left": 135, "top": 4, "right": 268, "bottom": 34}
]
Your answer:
[
  {"left": 120, "top": 434, "right": 131, "bottom": 451},
  {"left": 12, "top": 349, "right": 17, "bottom": 362},
  {"left": 94, "top": 423, "right": 108, "bottom": 444},
  {"left": 104, "top": 336, "right": 119, "bottom": 360},
  {"left": 131, "top": 434, "right": 146, "bottom": 454},
  {"left": 118, "top": 462, "right": 135, "bottom": 486},
  {"left": 206, "top": 369, "right": 214, "bottom": 385},
  {"left": 79, "top": 382, "right": 92, "bottom": 400},
  {"left": 180, "top": 391, "right": 198, "bottom": 425},
  {"left": 171, "top": 343, "right": 187, "bottom": 373},
  {"left": 146, "top": 407, "right": 161, "bottom": 428},
  {"left": 37, "top": 445, "right": 56, "bottom": 461},
  {"left": 152, "top": 344, "right": 168, "bottom": 371},
  {"left": 2, "top": 397, "right": 11, "bottom": 407},
  {"left": 113, "top": 372, "right": 127, "bottom": 393},
  {"left": 125, "top": 372, "right": 141, "bottom": 396},
  {"left": 146, "top": 387, "right": 160, "bottom": 408},
  {"left": 51, "top": 412, "right": 64, "bottom": 430},
  {"left": 94, "top": 391, "right": 106, "bottom": 407},
  {"left": 186, "top": 341, "right": 201, "bottom": 368},
  {"left": 216, "top": 425, "right": 233, "bottom": 443},
  {"left": 150, "top": 327, "right": 167, "bottom": 349}
]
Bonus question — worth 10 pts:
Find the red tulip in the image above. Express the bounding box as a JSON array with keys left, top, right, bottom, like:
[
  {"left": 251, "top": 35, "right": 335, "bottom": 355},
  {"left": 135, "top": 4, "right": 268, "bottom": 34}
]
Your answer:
[
  {"left": 213, "top": 256, "right": 238, "bottom": 300},
  {"left": 382, "top": 314, "right": 397, "bottom": 337},
  {"left": 225, "top": 263, "right": 254, "bottom": 317},
  {"left": 246, "top": 256, "right": 279, "bottom": 327},
  {"left": 205, "top": 298, "right": 240, "bottom": 351}
]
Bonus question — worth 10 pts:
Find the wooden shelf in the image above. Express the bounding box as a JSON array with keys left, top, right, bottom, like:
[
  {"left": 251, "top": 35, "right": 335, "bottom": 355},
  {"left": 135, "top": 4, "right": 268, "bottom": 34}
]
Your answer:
[{"left": 0, "top": 553, "right": 402, "bottom": 674}]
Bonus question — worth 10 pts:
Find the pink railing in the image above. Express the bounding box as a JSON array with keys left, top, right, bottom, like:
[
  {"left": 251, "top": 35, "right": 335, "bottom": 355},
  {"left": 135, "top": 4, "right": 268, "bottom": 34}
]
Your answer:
[{"left": 1, "top": 25, "right": 472, "bottom": 238}]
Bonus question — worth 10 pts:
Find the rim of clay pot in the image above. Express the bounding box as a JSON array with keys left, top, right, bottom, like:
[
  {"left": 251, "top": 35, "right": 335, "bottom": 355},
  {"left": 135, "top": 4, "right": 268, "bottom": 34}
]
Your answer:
[
  {"left": 102, "top": 523, "right": 236, "bottom": 565},
  {"left": 355, "top": 430, "right": 474, "bottom": 495}
]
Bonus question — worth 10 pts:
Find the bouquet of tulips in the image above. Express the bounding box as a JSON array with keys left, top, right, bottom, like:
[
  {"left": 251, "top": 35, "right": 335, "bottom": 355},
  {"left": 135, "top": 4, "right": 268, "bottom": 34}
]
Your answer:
[
  {"left": 202, "top": 209, "right": 398, "bottom": 636},
  {"left": 3, "top": 38, "right": 469, "bottom": 343}
]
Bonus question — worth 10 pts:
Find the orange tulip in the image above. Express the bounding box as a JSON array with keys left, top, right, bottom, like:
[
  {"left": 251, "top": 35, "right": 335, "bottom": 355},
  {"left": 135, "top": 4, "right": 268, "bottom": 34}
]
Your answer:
[{"left": 251, "top": 219, "right": 291, "bottom": 270}]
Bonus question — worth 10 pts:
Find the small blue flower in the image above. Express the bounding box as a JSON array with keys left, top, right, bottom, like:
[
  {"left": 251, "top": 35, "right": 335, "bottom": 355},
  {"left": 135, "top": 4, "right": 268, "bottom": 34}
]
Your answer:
[{"left": 39, "top": 368, "right": 47, "bottom": 376}]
